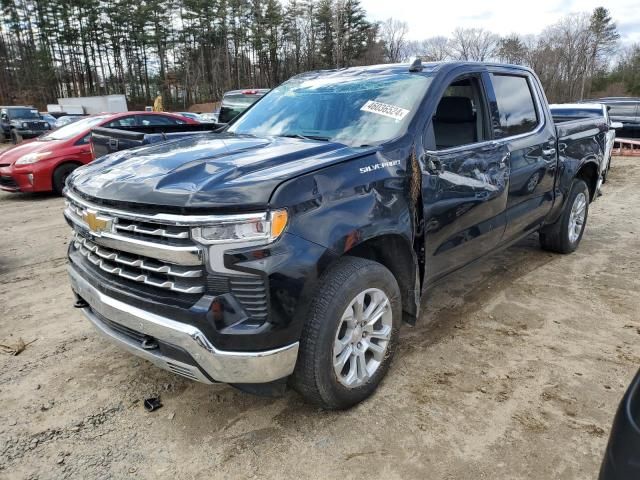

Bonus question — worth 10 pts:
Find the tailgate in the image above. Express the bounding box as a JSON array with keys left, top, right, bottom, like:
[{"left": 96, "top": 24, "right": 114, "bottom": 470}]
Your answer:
[{"left": 91, "top": 127, "right": 146, "bottom": 159}]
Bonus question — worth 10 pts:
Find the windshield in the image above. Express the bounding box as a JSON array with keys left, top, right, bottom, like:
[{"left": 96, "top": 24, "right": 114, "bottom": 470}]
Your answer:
[
  {"left": 228, "top": 72, "right": 433, "bottom": 146},
  {"left": 40, "top": 115, "right": 109, "bottom": 141},
  {"left": 8, "top": 108, "right": 40, "bottom": 119}
]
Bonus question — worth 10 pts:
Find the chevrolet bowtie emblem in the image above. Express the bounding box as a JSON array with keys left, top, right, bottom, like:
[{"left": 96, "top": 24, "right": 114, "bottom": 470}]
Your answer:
[{"left": 82, "top": 210, "right": 112, "bottom": 234}]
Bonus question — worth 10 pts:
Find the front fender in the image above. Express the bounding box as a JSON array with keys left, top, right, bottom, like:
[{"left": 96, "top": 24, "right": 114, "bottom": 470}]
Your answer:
[{"left": 270, "top": 150, "right": 414, "bottom": 253}]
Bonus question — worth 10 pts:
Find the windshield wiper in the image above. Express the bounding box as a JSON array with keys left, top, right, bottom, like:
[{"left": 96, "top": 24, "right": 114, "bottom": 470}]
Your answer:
[{"left": 279, "top": 133, "right": 331, "bottom": 142}]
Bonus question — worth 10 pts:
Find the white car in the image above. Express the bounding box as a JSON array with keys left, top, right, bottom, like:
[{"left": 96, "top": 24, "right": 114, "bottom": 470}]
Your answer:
[{"left": 550, "top": 103, "right": 623, "bottom": 191}]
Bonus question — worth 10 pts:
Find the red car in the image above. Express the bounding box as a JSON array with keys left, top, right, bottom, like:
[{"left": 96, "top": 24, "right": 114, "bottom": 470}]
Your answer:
[{"left": 0, "top": 111, "right": 196, "bottom": 194}]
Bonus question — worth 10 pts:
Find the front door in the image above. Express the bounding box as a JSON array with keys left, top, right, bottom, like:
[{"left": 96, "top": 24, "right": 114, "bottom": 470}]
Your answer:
[{"left": 421, "top": 71, "right": 510, "bottom": 282}]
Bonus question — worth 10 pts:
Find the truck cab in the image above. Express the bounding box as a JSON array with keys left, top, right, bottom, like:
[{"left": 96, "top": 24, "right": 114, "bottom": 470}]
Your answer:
[{"left": 64, "top": 61, "right": 606, "bottom": 409}]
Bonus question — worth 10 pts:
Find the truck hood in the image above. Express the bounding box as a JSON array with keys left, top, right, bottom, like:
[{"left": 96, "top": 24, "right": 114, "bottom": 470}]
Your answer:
[{"left": 69, "top": 133, "right": 374, "bottom": 210}]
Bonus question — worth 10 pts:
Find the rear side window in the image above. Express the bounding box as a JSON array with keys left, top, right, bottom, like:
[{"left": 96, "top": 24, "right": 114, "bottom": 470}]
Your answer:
[
  {"left": 491, "top": 74, "right": 539, "bottom": 137},
  {"left": 607, "top": 103, "right": 638, "bottom": 117},
  {"left": 104, "top": 116, "right": 137, "bottom": 128},
  {"left": 138, "top": 114, "right": 185, "bottom": 126}
]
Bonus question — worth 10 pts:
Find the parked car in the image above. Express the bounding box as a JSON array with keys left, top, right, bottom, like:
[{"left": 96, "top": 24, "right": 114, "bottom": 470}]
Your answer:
[
  {"left": 40, "top": 113, "right": 57, "bottom": 129},
  {"left": 201, "top": 110, "right": 220, "bottom": 123},
  {"left": 599, "top": 369, "right": 640, "bottom": 479},
  {"left": 550, "top": 103, "right": 622, "bottom": 187},
  {"left": 583, "top": 97, "right": 640, "bottom": 139},
  {"left": 54, "top": 115, "right": 87, "bottom": 129},
  {"left": 176, "top": 112, "right": 207, "bottom": 122},
  {"left": 218, "top": 89, "right": 269, "bottom": 124},
  {"left": 0, "top": 106, "right": 51, "bottom": 143},
  {"left": 64, "top": 61, "right": 607, "bottom": 409},
  {"left": 0, "top": 111, "right": 197, "bottom": 195}
]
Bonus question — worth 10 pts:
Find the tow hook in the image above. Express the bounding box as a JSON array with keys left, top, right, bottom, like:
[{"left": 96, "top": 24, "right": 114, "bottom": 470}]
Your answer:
[
  {"left": 141, "top": 337, "right": 159, "bottom": 350},
  {"left": 73, "top": 298, "right": 88, "bottom": 309}
]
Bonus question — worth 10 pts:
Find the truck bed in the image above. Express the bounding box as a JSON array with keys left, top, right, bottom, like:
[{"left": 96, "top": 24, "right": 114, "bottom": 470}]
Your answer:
[{"left": 91, "top": 123, "right": 224, "bottom": 158}]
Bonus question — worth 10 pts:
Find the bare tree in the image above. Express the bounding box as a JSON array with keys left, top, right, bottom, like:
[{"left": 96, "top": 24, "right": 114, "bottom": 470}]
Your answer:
[
  {"left": 380, "top": 18, "right": 408, "bottom": 62},
  {"left": 403, "top": 36, "right": 450, "bottom": 61},
  {"left": 449, "top": 28, "right": 498, "bottom": 61}
]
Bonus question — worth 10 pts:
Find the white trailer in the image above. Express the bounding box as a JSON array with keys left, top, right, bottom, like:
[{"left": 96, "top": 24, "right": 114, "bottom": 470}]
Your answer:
[{"left": 48, "top": 95, "right": 128, "bottom": 115}]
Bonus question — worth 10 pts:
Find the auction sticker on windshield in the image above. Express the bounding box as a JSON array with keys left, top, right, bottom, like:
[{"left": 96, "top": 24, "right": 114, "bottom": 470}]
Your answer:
[{"left": 361, "top": 100, "right": 409, "bottom": 121}]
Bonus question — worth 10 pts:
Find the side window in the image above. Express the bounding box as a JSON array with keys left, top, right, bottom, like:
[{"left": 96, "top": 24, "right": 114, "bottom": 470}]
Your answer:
[
  {"left": 608, "top": 103, "right": 637, "bottom": 118},
  {"left": 138, "top": 115, "right": 184, "bottom": 126},
  {"left": 432, "top": 76, "right": 489, "bottom": 150},
  {"left": 104, "top": 116, "right": 137, "bottom": 128},
  {"left": 491, "top": 74, "right": 539, "bottom": 137}
]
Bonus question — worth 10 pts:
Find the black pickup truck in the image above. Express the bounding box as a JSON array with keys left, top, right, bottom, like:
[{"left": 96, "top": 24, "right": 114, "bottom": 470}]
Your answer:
[
  {"left": 91, "top": 122, "right": 223, "bottom": 159},
  {"left": 64, "top": 61, "right": 607, "bottom": 409}
]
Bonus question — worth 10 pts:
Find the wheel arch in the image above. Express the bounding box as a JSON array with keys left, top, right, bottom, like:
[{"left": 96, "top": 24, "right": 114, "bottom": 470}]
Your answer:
[
  {"left": 343, "top": 233, "right": 420, "bottom": 323},
  {"left": 576, "top": 160, "right": 599, "bottom": 202}
]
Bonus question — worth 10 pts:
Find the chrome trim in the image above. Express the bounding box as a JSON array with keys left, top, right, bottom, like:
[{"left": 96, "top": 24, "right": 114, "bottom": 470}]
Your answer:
[
  {"left": 75, "top": 239, "right": 204, "bottom": 294},
  {"left": 65, "top": 209, "right": 202, "bottom": 266},
  {"left": 68, "top": 266, "right": 299, "bottom": 384},
  {"left": 65, "top": 189, "right": 266, "bottom": 226},
  {"left": 74, "top": 235, "right": 202, "bottom": 278},
  {"left": 114, "top": 222, "right": 189, "bottom": 239},
  {"left": 85, "top": 307, "right": 214, "bottom": 384}
]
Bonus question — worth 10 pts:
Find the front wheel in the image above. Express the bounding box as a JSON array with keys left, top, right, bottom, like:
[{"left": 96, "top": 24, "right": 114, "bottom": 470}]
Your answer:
[
  {"left": 539, "top": 179, "right": 589, "bottom": 254},
  {"left": 10, "top": 130, "right": 21, "bottom": 144},
  {"left": 52, "top": 163, "right": 79, "bottom": 195},
  {"left": 292, "top": 257, "right": 401, "bottom": 409}
]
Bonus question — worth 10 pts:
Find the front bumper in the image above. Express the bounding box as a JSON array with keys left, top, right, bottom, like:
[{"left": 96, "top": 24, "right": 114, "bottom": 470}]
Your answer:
[
  {"left": 68, "top": 265, "right": 299, "bottom": 384},
  {"left": 16, "top": 129, "right": 47, "bottom": 139}
]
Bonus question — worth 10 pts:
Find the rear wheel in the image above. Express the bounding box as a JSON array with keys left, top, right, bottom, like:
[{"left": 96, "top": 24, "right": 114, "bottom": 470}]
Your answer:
[
  {"left": 52, "top": 163, "right": 79, "bottom": 195},
  {"left": 292, "top": 257, "right": 401, "bottom": 409},
  {"left": 539, "top": 179, "right": 589, "bottom": 254}
]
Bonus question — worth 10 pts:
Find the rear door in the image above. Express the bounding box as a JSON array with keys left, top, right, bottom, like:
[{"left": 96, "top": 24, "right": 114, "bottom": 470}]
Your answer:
[
  {"left": 421, "top": 68, "right": 510, "bottom": 281},
  {"left": 486, "top": 69, "right": 558, "bottom": 242}
]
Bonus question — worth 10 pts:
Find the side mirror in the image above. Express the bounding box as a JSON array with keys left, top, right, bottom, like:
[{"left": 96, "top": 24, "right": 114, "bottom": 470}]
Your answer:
[{"left": 611, "top": 122, "right": 623, "bottom": 130}]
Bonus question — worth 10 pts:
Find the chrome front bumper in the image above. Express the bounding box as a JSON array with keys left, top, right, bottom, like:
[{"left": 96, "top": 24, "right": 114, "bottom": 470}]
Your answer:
[{"left": 68, "top": 266, "right": 299, "bottom": 384}]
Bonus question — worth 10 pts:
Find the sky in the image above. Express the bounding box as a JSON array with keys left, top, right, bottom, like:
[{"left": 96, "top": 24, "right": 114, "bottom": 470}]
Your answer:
[{"left": 360, "top": 0, "right": 640, "bottom": 45}]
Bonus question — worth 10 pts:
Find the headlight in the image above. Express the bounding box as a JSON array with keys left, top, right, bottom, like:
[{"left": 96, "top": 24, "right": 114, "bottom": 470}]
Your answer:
[
  {"left": 191, "top": 210, "right": 288, "bottom": 244},
  {"left": 22, "top": 122, "right": 28, "bottom": 128},
  {"left": 15, "top": 151, "right": 52, "bottom": 165}
]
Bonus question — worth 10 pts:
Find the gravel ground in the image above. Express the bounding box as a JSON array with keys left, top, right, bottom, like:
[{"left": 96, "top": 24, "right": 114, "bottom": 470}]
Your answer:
[{"left": 0, "top": 153, "right": 639, "bottom": 479}]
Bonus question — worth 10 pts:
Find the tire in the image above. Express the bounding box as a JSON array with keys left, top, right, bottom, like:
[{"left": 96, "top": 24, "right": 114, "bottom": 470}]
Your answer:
[
  {"left": 10, "top": 130, "right": 22, "bottom": 144},
  {"left": 52, "top": 163, "right": 78, "bottom": 195},
  {"left": 292, "top": 256, "right": 401, "bottom": 409},
  {"left": 539, "top": 179, "right": 589, "bottom": 254}
]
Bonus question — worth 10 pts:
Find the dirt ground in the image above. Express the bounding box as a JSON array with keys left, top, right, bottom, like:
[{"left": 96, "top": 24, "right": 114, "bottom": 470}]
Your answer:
[{"left": 1, "top": 153, "right": 639, "bottom": 480}]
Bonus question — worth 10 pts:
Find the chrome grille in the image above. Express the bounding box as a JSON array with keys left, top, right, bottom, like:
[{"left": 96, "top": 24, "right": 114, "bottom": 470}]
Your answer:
[
  {"left": 74, "top": 234, "right": 204, "bottom": 294},
  {"left": 65, "top": 191, "right": 207, "bottom": 295}
]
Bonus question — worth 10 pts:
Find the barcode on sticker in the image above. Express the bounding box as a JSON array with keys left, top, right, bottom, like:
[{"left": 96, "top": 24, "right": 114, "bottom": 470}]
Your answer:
[{"left": 360, "top": 100, "right": 409, "bottom": 121}]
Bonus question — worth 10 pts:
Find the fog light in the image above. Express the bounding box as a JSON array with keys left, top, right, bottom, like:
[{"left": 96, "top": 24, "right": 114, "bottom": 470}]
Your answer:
[{"left": 27, "top": 173, "right": 34, "bottom": 184}]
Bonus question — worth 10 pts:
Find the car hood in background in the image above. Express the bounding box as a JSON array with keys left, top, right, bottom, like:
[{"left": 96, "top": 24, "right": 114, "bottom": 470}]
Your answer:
[
  {"left": 0, "top": 139, "right": 63, "bottom": 166},
  {"left": 69, "top": 134, "right": 375, "bottom": 210}
]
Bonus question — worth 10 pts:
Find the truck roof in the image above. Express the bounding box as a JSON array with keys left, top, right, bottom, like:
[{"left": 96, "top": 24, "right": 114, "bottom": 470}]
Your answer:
[
  {"left": 0, "top": 105, "right": 36, "bottom": 109},
  {"left": 290, "top": 60, "right": 534, "bottom": 79}
]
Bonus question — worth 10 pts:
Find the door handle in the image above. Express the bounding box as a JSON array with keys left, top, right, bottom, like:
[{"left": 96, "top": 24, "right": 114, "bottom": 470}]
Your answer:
[
  {"left": 542, "top": 148, "right": 556, "bottom": 158},
  {"left": 426, "top": 156, "right": 443, "bottom": 174}
]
